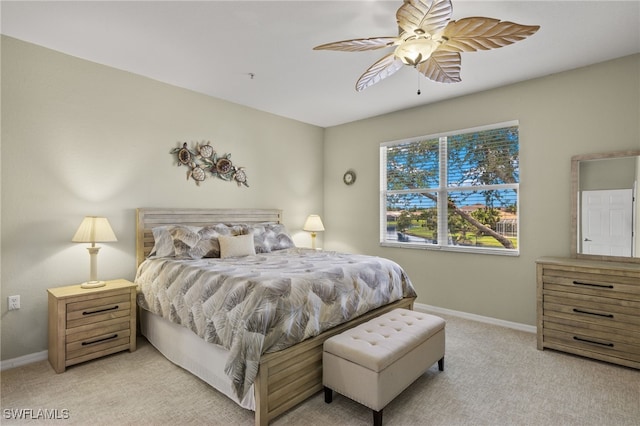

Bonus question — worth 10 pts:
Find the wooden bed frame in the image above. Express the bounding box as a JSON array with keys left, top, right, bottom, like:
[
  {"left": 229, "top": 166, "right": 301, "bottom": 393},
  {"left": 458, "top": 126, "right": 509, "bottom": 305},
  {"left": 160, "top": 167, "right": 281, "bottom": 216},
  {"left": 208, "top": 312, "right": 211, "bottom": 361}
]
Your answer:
[{"left": 135, "top": 208, "right": 415, "bottom": 426}]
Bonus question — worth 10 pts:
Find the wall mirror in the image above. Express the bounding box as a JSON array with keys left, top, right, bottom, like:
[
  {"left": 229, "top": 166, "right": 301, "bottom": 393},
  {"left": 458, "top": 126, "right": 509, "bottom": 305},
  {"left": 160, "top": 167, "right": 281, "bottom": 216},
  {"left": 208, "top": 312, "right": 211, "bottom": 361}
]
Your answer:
[{"left": 571, "top": 150, "right": 640, "bottom": 263}]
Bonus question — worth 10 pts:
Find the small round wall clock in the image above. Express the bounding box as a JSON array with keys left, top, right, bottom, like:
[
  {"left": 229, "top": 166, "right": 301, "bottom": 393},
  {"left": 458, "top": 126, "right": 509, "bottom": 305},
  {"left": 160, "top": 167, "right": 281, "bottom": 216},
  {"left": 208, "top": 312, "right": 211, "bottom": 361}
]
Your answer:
[{"left": 343, "top": 169, "right": 356, "bottom": 185}]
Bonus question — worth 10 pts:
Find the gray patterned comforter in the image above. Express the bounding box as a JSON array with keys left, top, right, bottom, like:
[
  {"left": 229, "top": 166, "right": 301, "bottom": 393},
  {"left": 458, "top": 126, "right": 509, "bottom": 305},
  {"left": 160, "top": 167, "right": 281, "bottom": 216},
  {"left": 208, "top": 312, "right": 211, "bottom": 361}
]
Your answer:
[{"left": 135, "top": 248, "right": 416, "bottom": 399}]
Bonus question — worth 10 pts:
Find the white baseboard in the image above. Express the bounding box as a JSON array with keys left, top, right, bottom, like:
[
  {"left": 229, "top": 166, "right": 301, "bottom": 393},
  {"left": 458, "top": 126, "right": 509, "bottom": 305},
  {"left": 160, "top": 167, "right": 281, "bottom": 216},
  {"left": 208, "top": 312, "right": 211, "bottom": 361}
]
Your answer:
[
  {"left": 0, "top": 350, "right": 48, "bottom": 371},
  {"left": 0, "top": 304, "right": 534, "bottom": 371},
  {"left": 415, "top": 302, "right": 536, "bottom": 334}
]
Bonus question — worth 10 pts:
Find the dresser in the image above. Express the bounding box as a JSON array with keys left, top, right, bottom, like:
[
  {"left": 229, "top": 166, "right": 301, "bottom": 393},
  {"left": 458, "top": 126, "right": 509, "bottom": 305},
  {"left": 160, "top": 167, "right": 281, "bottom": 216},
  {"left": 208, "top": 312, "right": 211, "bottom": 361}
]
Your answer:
[
  {"left": 48, "top": 279, "right": 137, "bottom": 373},
  {"left": 536, "top": 257, "right": 640, "bottom": 369}
]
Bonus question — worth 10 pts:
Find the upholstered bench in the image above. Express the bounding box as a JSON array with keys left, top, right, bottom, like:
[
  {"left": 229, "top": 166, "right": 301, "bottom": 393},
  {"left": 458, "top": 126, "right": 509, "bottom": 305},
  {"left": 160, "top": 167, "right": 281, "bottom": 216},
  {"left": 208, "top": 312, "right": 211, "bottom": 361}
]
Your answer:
[{"left": 323, "top": 309, "right": 445, "bottom": 426}]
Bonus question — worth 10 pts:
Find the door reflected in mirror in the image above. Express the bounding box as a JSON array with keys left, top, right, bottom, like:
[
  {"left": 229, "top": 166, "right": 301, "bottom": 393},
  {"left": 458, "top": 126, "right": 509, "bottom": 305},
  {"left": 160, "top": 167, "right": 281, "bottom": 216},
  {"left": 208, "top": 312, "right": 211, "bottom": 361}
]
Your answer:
[
  {"left": 572, "top": 151, "right": 640, "bottom": 263},
  {"left": 581, "top": 188, "right": 633, "bottom": 256}
]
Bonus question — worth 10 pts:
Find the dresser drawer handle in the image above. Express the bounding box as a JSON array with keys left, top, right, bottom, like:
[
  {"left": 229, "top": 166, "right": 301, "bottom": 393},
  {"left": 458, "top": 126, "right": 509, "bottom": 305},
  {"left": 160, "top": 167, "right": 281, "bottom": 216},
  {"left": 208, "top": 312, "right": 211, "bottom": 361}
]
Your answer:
[
  {"left": 573, "top": 336, "right": 614, "bottom": 348},
  {"left": 81, "top": 334, "right": 118, "bottom": 346},
  {"left": 572, "top": 280, "right": 614, "bottom": 289},
  {"left": 572, "top": 308, "right": 614, "bottom": 318},
  {"left": 82, "top": 305, "right": 119, "bottom": 316}
]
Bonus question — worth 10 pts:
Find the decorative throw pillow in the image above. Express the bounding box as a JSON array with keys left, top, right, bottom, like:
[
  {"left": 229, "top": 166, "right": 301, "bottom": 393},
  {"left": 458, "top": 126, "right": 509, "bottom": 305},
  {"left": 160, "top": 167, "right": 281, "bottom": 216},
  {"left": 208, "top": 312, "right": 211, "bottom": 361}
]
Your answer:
[
  {"left": 149, "top": 225, "right": 206, "bottom": 259},
  {"left": 170, "top": 226, "right": 202, "bottom": 259},
  {"left": 219, "top": 234, "right": 256, "bottom": 258},
  {"left": 191, "top": 224, "right": 235, "bottom": 258},
  {"left": 227, "top": 224, "right": 251, "bottom": 236},
  {"left": 149, "top": 226, "right": 175, "bottom": 258},
  {"left": 149, "top": 225, "right": 199, "bottom": 258},
  {"left": 268, "top": 224, "right": 296, "bottom": 251},
  {"left": 251, "top": 224, "right": 270, "bottom": 253},
  {"left": 252, "top": 223, "right": 295, "bottom": 253}
]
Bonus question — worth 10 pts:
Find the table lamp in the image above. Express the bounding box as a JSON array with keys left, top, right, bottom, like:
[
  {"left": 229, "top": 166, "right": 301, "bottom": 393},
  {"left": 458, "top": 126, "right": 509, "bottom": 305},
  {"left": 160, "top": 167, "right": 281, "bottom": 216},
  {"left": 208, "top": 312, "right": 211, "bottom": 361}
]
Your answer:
[
  {"left": 303, "top": 214, "right": 325, "bottom": 250},
  {"left": 72, "top": 216, "right": 118, "bottom": 288}
]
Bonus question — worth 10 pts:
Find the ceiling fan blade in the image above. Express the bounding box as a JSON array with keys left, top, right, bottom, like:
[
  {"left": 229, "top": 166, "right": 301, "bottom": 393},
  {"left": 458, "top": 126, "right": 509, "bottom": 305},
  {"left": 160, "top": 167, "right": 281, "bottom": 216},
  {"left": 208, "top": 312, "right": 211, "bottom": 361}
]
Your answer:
[
  {"left": 313, "top": 37, "right": 398, "bottom": 52},
  {"left": 441, "top": 17, "right": 540, "bottom": 52},
  {"left": 396, "top": 0, "right": 453, "bottom": 36},
  {"left": 356, "top": 53, "right": 404, "bottom": 91},
  {"left": 416, "top": 50, "right": 461, "bottom": 83}
]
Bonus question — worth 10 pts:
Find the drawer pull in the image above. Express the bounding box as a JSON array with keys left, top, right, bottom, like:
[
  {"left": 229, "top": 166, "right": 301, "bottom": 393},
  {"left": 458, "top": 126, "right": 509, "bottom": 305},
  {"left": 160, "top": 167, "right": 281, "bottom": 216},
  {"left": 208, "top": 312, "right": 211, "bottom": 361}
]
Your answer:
[
  {"left": 573, "top": 336, "right": 614, "bottom": 348},
  {"left": 82, "top": 305, "right": 119, "bottom": 316},
  {"left": 572, "top": 280, "right": 613, "bottom": 289},
  {"left": 81, "top": 334, "right": 118, "bottom": 346},
  {"left": 572, "top": 308, "right": 614, "bottom": 319}
]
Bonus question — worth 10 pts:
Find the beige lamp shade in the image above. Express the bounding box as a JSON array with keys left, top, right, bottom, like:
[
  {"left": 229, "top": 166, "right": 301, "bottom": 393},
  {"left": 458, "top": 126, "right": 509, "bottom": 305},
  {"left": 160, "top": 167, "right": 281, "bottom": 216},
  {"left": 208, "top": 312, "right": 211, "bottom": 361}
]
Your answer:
[
  {"left": 303, "top": 215, "right": 325, "bottom": 232},
  {"left": 303, "top": 215, "right": 324, "bottom": 250},
  {"left": 72, "top": 216, "right": 117, "bottom": 288},
  {"left": 72, "top": 216, "right": 118, "bottom": 243}
]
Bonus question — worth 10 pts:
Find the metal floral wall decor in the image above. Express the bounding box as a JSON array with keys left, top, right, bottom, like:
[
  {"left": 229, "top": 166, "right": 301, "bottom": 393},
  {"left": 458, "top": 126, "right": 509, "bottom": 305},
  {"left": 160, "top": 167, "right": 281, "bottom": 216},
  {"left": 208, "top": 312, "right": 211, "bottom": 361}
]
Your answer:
[{"left": 171, "top": 141, "right": 249, "bottom": 187}]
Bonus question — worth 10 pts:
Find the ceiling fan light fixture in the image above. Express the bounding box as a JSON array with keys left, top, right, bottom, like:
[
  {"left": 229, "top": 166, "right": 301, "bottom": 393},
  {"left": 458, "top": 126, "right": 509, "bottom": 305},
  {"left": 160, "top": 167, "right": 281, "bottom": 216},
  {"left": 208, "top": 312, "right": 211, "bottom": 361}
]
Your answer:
[
  {"left": 313, "top": 0, "right": 540, "bottom": 91},
  {"left": 395, "top": 38, "right": 438, "bottom": 66}
]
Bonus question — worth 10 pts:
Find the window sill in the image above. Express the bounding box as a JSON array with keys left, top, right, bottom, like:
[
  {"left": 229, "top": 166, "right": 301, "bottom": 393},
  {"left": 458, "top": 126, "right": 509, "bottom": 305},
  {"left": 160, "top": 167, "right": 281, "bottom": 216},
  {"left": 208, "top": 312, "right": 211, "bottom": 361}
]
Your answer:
[{"left": 380, "top": 242, "right": 520, "bottom": 257}]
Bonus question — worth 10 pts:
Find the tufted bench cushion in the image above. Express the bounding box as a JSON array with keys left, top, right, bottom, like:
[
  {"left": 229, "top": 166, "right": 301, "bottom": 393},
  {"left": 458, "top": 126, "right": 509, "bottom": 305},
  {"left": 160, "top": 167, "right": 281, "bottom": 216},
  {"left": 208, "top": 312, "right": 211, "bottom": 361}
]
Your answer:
[{"left": 323, "top": 309, "right": 445, "bottom": 426}]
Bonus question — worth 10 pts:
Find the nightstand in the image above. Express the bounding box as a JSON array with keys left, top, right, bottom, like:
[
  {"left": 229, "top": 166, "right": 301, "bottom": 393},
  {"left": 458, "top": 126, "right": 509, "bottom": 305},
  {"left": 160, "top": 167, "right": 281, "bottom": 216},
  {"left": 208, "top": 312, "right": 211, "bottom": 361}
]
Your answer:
[{"left": 47, "top": 279, "right": 137, "bottom": 373}]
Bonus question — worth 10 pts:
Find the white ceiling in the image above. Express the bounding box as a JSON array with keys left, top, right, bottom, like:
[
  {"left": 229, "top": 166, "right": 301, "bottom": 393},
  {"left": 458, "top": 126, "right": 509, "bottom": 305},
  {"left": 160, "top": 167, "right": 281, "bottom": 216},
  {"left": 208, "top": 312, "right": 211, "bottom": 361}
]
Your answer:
[{"left": 2, "top": 1, "right": 639, "bottom": 127}]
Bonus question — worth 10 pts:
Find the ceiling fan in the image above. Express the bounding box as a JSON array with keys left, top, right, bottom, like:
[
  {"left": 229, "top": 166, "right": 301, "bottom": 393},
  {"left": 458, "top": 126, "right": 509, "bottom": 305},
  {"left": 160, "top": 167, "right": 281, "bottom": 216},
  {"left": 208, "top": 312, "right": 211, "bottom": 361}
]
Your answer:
[{"left": 313, "top": 0, "right": 540, "bottom": 92}]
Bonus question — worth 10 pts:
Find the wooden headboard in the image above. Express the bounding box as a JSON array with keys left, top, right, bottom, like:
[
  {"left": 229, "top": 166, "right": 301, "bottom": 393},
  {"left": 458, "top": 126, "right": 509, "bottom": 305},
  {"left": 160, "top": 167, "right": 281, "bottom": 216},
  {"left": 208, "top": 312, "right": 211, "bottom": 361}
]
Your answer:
[{"left": 136, "top": 208, "right": 283, "bottom": 266}]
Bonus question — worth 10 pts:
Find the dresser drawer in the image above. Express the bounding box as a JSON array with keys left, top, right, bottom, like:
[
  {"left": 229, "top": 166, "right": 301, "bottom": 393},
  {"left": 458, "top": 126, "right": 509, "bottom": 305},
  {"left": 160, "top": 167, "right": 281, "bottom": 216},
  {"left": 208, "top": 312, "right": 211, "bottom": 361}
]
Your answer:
[
  {"left": 541, "top": 267, "right": 640, "bottom": 299},
  {"left": 543, "top": 314, "right": 640, "bottom": 344},
  {"left": 543, "top": 289, "right": 640, "bottom": 329},
  {"left": 542, "top": 320, "right": 640, "bottom": 364}
]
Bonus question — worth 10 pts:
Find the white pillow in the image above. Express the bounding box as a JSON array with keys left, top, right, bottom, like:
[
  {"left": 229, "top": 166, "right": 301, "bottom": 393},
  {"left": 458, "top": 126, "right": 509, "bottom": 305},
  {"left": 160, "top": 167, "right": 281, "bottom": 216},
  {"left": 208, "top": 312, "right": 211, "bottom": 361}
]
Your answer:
[{"left": 219, "top": 234, "right": 256, "bottom": 258}]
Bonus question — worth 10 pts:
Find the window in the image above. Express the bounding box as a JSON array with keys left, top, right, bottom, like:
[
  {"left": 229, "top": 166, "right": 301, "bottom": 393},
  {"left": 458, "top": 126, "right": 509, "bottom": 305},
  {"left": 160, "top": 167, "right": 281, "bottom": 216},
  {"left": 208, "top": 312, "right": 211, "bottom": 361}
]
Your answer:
[{"left": 380, "top": 121, "right": 519, "bottom": 255}]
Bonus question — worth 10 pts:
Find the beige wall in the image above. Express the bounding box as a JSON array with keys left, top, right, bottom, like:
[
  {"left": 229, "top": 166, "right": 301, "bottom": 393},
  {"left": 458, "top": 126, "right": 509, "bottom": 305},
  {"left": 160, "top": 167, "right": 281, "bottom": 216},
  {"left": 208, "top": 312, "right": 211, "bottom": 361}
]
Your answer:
[
  {"left": 2, "top": 34, "right": 639, "bottom": 362},
  {"left": 323, "top": 54, "right": 640, "bottom": 325},
  {"left": 0, "top": 37, "right": 325, "bottom": 360}
]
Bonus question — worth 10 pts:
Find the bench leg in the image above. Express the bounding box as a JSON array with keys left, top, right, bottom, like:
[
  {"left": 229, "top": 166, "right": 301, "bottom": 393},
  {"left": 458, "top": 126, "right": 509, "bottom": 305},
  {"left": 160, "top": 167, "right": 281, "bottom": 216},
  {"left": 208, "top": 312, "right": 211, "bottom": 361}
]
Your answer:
[
  {"left": 324, "top": 386, "right": 333, "bottom": 404},
  {"left": 438, "top": 356, "right": 445, "bottom": 371},
  {"left": 373, "top": 409, "right": 383, "bottom": 426}
]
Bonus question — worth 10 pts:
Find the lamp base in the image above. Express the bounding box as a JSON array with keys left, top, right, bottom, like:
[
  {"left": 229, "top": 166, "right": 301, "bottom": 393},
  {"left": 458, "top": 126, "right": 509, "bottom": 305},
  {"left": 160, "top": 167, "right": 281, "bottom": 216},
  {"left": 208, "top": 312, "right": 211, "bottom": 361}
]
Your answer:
[{"left": 81, "top": 280, "right": 106, "bottom": 289}]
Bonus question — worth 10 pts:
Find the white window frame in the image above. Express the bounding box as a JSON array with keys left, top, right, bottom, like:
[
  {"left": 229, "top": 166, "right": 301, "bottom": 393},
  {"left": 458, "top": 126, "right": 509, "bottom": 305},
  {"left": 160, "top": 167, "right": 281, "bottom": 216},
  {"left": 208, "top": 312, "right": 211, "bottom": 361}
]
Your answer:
[{"left": 380, "top": 121, "right": 520, "bottom": 256}]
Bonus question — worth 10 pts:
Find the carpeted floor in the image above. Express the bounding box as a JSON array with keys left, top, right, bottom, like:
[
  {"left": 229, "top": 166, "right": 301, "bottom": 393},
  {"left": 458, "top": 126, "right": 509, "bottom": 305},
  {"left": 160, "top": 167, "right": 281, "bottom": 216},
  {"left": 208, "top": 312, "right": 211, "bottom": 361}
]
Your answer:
[{"left": 2, "top": 313, "right": 639, "bottom": 425}]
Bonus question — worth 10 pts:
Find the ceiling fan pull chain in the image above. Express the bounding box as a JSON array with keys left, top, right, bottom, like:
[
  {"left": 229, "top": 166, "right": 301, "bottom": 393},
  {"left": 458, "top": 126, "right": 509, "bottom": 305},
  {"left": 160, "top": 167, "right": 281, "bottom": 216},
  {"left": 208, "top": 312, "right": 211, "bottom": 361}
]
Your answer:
[{"left": 416, "top": 70, "right": 421, "bottom": 95}]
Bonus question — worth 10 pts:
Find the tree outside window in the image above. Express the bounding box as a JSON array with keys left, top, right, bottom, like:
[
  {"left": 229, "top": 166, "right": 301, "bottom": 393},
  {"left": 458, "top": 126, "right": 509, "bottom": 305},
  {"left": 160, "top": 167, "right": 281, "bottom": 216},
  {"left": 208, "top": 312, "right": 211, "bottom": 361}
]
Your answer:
[{"left": 380, "top": 121, "right": 519, "bottom": 255}]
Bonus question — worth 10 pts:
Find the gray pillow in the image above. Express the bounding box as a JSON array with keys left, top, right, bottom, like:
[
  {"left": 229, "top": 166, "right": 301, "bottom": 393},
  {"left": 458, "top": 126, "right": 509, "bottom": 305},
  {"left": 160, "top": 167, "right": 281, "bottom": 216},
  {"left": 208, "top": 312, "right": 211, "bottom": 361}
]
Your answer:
[
  {"left": 149, "top": 225, "right": 200, "bottom": 258},
  {"left": 252, "top": 223, "right": 295, "bottom": 253}
]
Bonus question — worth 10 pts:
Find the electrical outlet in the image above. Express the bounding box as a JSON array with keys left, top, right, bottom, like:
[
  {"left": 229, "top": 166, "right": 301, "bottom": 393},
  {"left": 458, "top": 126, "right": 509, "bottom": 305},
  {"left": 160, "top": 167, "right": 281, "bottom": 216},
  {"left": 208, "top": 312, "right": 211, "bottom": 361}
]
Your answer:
[{"left": 8, "top": 295, "right": 20, "bottom": 310}]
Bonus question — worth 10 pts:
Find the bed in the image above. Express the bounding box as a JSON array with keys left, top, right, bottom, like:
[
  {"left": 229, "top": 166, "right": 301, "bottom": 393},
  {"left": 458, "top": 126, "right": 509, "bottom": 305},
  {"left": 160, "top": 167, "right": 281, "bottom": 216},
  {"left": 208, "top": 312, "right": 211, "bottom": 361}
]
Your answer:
[{"left": 135, "top": 208, "right": 417, "bottom": 426}]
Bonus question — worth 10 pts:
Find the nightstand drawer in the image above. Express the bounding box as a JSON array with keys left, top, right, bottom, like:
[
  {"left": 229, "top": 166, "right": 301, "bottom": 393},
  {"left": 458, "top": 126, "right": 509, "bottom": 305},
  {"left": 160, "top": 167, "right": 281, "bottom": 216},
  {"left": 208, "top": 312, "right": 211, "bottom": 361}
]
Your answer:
[
  {"left": 66, "top": 293, "right": 131, "bottom": 329},
  {"left": 66, "top": 329, "right": 132, "bottom": 361},
  {"left": 66, "top": 317, "right": 131, "bottom": 343}
]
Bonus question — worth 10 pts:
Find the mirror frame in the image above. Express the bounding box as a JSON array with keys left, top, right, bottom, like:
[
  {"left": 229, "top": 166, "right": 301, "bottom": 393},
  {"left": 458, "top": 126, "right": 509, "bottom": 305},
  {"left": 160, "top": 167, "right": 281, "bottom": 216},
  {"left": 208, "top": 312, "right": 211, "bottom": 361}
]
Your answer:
[{"left": 571, "top": 149, "right": 640, "bottom": 264}]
